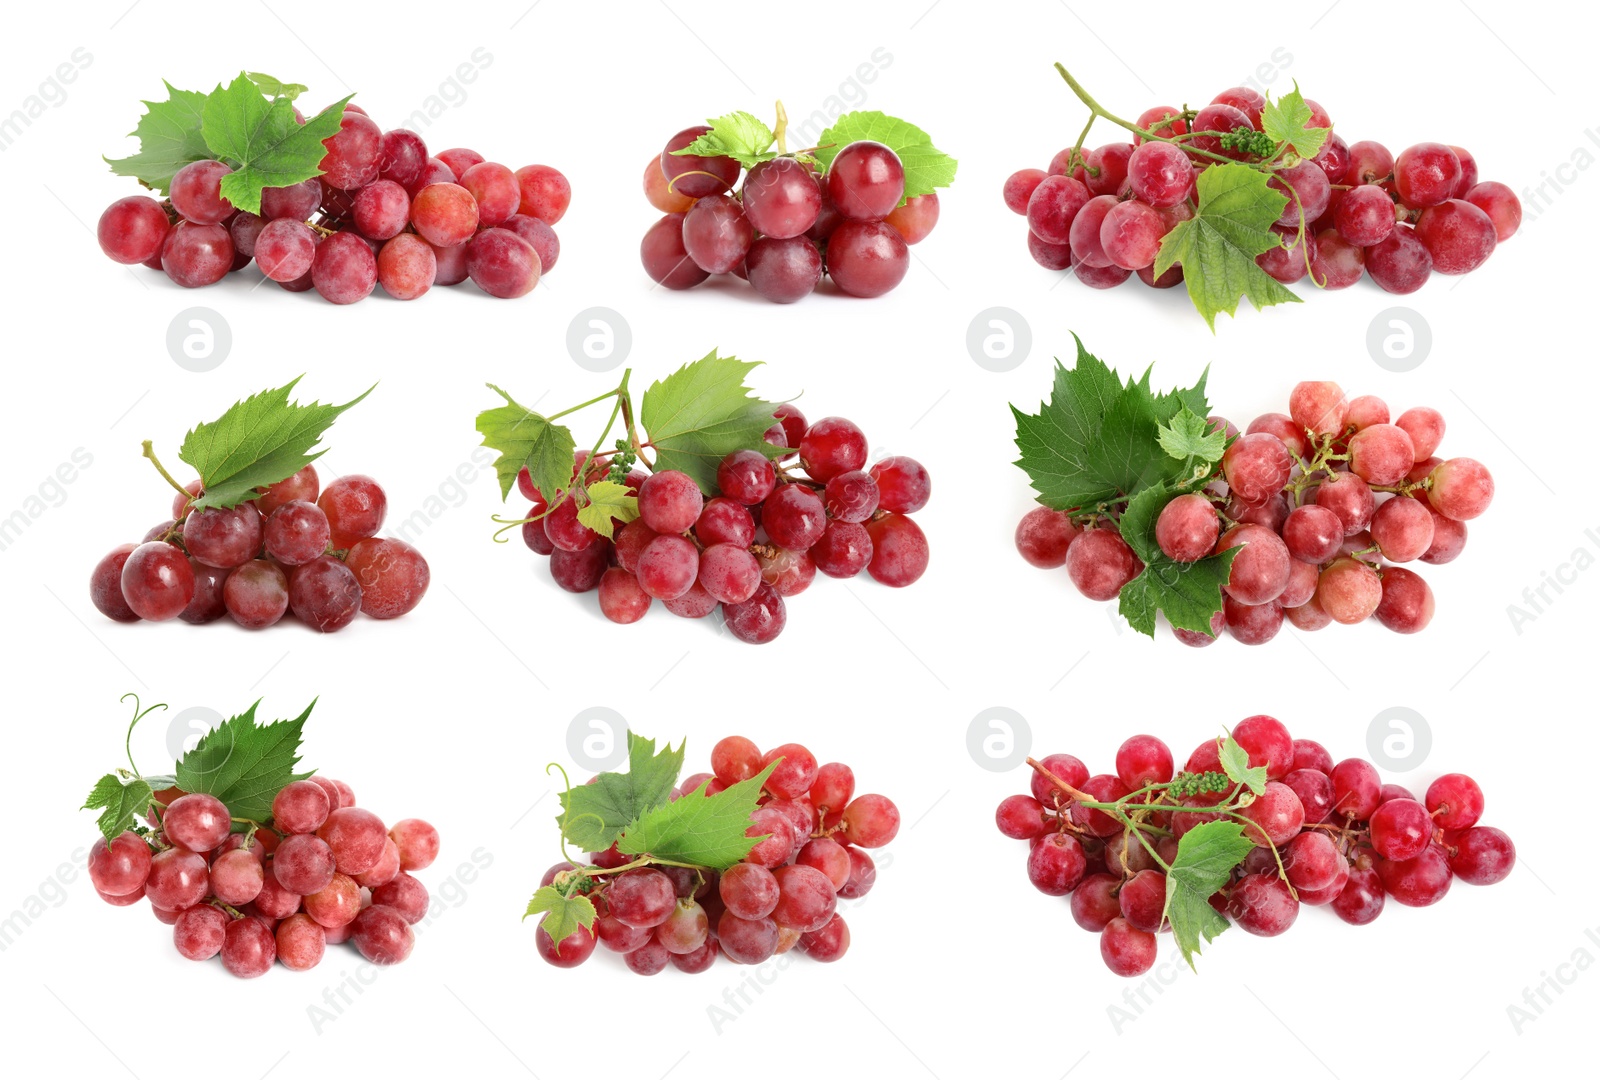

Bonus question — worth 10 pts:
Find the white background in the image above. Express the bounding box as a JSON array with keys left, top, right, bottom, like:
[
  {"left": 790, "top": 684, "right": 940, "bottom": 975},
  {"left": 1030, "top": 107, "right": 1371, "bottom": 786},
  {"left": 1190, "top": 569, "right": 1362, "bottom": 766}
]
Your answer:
[{"left": 1, "top": 1, "right": 1594, "bottom": 1077}]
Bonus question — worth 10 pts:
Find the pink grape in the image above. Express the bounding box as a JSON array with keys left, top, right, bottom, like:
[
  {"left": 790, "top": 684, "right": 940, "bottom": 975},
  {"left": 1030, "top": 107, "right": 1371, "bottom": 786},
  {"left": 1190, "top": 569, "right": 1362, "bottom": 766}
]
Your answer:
[
  {"left": 161, "top": 222, "right": 235, "bottom": 287},
  {"left": 466, "top": 228, "right": 540, "bottom": 298},
  {"left": 1348, "top": 424, "right": 1416, "bottom": 485},
  {"left": 1223, "top": 433, "right": 1293, "bottom": 505},
  {"left": 1316, "top": 558, "right": 1383, "bottom": 624},
  {"left": 1004, "top": 168, "right": 1047, "bottom": 214},
  {"left": 1155, "top": 493, "right": 1219, "bottom": 563},
  {"left": 1370, "top": 498, "right": 1435, "bottom": 562},
  {"left": 1027, "top": 175, "right": 1091, "bottom": 245},
  {"left": 1126, "top": 141, "right": 1192, "bottom": 207},
  {"left": 171, "top": 159, "right": 235, "bottom": 224},
  {"left": 1315, "top": 472, "right": 1376, "bottom": 534},
  {"left": 884, "top": 192, "right": 939, "bottom": 243},
  {"left": 513, "top": 164, "right": 571, "bottom": 223},
  {"left": 98, "top": 196, "right": 171, "bottom": 263},
  {"left": 1068, "top": 194, "right": 1119, "bottom": 267},
  {"left": 826, "top": 220, "right": 909, "bottom": 297},
  {"left": 1395, "top": 407, "right": 1446, "bottom": 461},
  {"left": 827, "top": 141, "right": 905, "bottom": 220},
  {"left": 318, "top": 807, "right": 389, "bottom": 875},
  {"left": 1427, "top": 458, "right": 1494, "bottom": 520},
  {"left": 1415, "top": 199, "right": 1497, "bottom": 274},
  {"left": 1099, "top": 199, "right": 1166, "bottom": 270},
  {"left": 1217, "top": 525, "right": 1292, "bottom": 606},
  {"left": 1394, "top": 143, "right": 1462, "bottom": 208},
  {"left": 1463, "top": 181, "right": 1521, "bottom": 240},
  {"left": 311, "top": 231, "right": 377, "bottom": 304},
  {"left": 88, "top": 831, "right": 152, "bottom": 896},
  {"left": 1310, "top": 230, "right": 1365, "bottom": 289},
  {"left": 1365, "top": 225, "right": 1433, "bottom": 294},
  {"left": 1066, "top": 529, "right": 1140, "bottom": 601},
  {"left": 352, "top": 904, "right": 416, "bottom": 964},
  {"left": 864, "top": 514, "right": 928, "bottom": 587},
  {"left": 1374, "top": 566, "right": 1435, "bottom": 633},
  {"left": 1015, "top": 507, "right": 1079, "bottom": 568}
]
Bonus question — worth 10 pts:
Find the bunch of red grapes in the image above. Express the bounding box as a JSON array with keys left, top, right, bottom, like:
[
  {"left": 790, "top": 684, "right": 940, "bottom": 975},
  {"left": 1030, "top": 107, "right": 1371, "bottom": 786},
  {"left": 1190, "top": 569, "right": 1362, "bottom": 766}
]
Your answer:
[
  {"left": 88, "top": 777, "right": 440, "bottom": 977},
  {"left": 996, "top": 716, "right": 1515, "bottom": 977},
  {"left": 96, "top": 104, "right": 569, "bottom": 301},
  {"left": 1005, "top": 87, "right": 1520, "bottom": 292},
  {"left": 1015, "top": 380, "right": 1492, "bottom": 644},
  {"left": 641, "top": 126, "right": 938, "bottom": 302},
  {"left": 537, "top": 736, "right": 896, "bottom": 973},
  {"left": 518, "top": 408, "right": 930, "bottom": 644},
  {"left": 91, "top": 465, "right": 429, "bottom": 632}
]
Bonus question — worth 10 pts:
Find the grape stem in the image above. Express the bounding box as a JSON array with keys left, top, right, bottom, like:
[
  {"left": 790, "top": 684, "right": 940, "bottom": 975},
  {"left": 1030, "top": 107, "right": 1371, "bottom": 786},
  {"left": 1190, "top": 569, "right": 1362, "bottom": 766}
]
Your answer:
[
  {"left": 666, "top": 170, "right": 724, "bottom": 196},
  {"left": 1280, "top": 429, "right": 1435, "bottom": 509},
  {"left": 1219, "top": 808, "right": 1299, "bottom": 900},
  {"left": 565, "top": 854, "right": 711, "bottom": 882},
  {"left": 1025, "top": 758, "right": 1228, "bottom": 835},
  {"left": 547, "top": 385, "right": 626, "bottom": 424},
  {"left": 118, "top": 693, "right": 166, "bottom": 777},
  {"left": 1054, "top": 63, "right": 1239, "bottom": 168},
  {"left": 498, "top": 370, "right": 656, "bottom": 546},
  {"left": 1026, "top": 756, "right": 1276, "bottom": 878},
  {"left": 1053, "top": 62, "right": 1333, "bottom": 282},
  {"left": 142, "top": 441, "right": 194, "bottom": 503},
  {"left": 1065, "top": 113, "right": 1097, "bottom": 180}
]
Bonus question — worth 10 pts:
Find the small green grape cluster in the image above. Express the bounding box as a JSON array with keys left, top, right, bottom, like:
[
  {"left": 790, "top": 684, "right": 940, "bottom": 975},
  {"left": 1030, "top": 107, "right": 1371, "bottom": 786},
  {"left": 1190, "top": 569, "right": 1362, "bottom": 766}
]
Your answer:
[
  {"left": 606, "top": 439, "right": 638, "bottom": 484},
  {"left": 1219, "top": 127, "right": 1276, "bottom": 159},
  {"left": 1167, "top": 770, "right": 1233, "bottom": 798}
]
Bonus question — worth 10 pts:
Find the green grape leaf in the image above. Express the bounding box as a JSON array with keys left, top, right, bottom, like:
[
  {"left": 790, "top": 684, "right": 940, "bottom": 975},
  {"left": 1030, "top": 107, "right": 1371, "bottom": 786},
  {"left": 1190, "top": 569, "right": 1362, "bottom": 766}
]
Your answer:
[
  {"left": 1157, "top": 408, "right": 1227, "bottom": 464},
  {"left": 1154, "top": 163, "right": 1301, "bottom": 331},
  {"left": 1218, "top": 735, "right": 1268, "bottom": 796},
  {"left": 616, "top": 763, "right": 779, "bottom": 871},
  {"left": 178, "top": 377, "right": 373, "bottom": 511},
  {"left": 670, "top": 111, "right": 776, "bottom": 169},
  {"left": 245, "top": 72, "right": 309, "bottom": 101},
  {"left": 1011, "top": 338, "right": 1211, "bottom": 512},
  {"left": 640, "top": 351, "right": 784, "bottom": 494},
  {"left": 523, "top": 886, "right": 597, "bottom": 947},
  {"left": 558, "top": 733, "right": 685, "bottom": 854},
  {"left": 143, "top": 774, "right": 178, "bottom": 796},
  {"left": 575, "top": 481, "right": 639, "bottom": 540},
  {"left": 173, "top": 700, "right": 312, "bottom": 822},
  {"left": 476, "top": 384, "right": 578, "bottom": 506},
  {"left": 1116, "top": 482, "right": 1237, "bottom": 638},
  {"left": 104, "top": 81, "right": 212, "bottom": 194},
  {"left": 82, "top": 774, "right": 154, "bottom": 844},
  {"left": 1164, "top": 820, "right": 1255, "bottom": 972},
  {"left": 1260, "top": 83, "right": 1330, "bottom": 162},
  {"left": 813, "top": 110, "right": 958, "bottom": 203},
  {"left": 1117, "top": 549, "right": 1238, "bottom": 639},
  {"left": 201, "top": 74, "right": 350, "bottom": 214}
]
